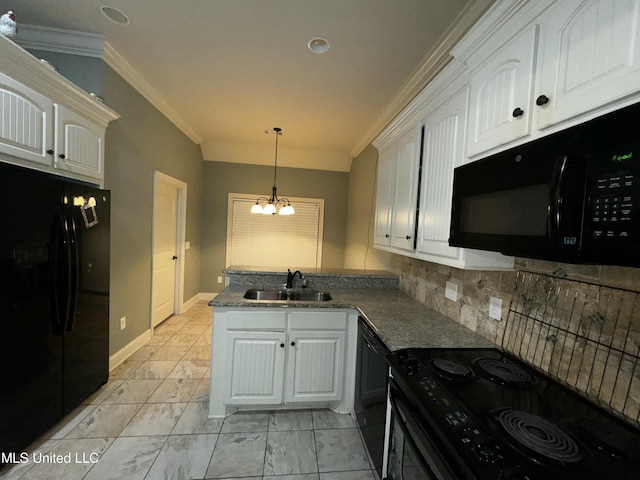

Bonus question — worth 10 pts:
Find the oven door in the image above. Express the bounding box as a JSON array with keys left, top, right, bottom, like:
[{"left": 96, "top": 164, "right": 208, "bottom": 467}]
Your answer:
[{"left": 387, "top": 378, "right": 457, "bottom": 480}]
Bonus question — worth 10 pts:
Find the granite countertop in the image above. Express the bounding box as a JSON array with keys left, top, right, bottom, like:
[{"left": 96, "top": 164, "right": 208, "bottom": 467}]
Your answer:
[{"left": 210, "top": 286, "right": 493, "bottom": 351}]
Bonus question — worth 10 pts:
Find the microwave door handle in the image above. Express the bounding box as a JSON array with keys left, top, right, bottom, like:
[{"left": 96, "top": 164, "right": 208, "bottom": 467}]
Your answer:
[{"left": 549, "top": 155, "right": 568, "bottom": 243}]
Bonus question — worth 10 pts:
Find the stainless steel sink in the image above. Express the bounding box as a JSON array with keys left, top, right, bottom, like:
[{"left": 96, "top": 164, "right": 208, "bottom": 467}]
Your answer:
[
  {"left": 243, "top": 289, "right": 332, "bottom": 301},
  {"left": 287, "top": 291, "right": 332, "bottom": 301},
  {"left": 243, "top": 289, "right": 288, "bottom": 300}
]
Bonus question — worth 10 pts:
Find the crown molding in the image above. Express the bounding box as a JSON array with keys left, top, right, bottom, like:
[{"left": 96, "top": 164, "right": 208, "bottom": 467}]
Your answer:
[
  {"left": 15, "top": 24, "right": 201, "bottom": 144},
  {"left": 102, "top": 42, "right": 203, "bottom": 144},
  {"left": 350, "top": 0, "right": 494, "bottom": 158},
  {"left": 15, "top": 24, "right": 105, "bottom": 57}
]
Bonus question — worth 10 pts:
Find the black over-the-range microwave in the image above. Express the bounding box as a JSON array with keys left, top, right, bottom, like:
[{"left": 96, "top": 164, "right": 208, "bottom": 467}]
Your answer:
[{"left": 449, "top": 102, "right": 640, "bottom": 267}]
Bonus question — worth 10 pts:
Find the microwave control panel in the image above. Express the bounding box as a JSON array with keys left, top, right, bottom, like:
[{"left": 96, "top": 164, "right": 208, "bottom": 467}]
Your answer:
[
  {"left": 584, "top": 145, "right": 638, "bottom": 260},
  {"left": 590, "top": 173, "right": 633, "bottom": 237}
]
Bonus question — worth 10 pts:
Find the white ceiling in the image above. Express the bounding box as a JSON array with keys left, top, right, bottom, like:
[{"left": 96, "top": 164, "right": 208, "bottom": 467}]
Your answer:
[{"left": 11, "top": 0, "right": 493, "bottom": 171}]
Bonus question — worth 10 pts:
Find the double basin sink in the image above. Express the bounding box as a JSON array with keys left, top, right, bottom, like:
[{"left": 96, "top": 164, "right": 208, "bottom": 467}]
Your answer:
[{"left": 244, "top": 288, "right": 332, "bottom": 302}]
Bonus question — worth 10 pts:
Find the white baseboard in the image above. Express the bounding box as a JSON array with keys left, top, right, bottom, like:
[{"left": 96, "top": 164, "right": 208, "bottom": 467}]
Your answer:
[
  {"left": 109, "top": 329, "right": 152, "bottom": 372},
  {"left": 199, "top": 292, "right": 217, "bottom": 302},
  {"left": 181, "top": 293, "right": 201, "bottom": 312}
]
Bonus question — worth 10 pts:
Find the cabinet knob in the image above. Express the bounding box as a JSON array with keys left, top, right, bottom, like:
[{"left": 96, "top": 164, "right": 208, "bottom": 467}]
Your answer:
[
  {"left": 405, "top": 235, "right": 411, "bottom": 240},
  {"left": 58, "top": 153, "right": 66, "bottom": 159},
  {"left": 385, "top": 234, "right": 390, "bottom": 238},
  {"left": 512, "top": 107, "right": 524, "bottom": 118},
  {"left": 280, "top": 343, "right": 285, "bottom": 348},
  {"left": 46, "top": 149, "right": 54, "bottom": 155},
  {"left": 290, "top": 341, "right": 296, "bottom": 347},
  {"left": 536, "top": 94, "right": 550, "bottom": 106}
]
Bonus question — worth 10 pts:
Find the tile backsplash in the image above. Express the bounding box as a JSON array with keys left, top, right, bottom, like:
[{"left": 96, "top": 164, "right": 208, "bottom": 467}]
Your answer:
[{"left": 396, "top": 254, "right": 640, "bottom": 425}]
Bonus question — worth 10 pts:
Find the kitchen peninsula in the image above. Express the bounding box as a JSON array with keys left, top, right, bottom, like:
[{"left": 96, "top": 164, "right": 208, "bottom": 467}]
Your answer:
[{"left": 208, "top": 267, "right": 492, "bottom": 418}]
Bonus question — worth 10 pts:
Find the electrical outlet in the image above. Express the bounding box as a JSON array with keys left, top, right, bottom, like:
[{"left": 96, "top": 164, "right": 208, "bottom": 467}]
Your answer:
[
  {"left": 445, "top": 281, "right": 458, "bottom": 301},
  {"left": 120, "top": 316, "right": 126, "bottom": 330},
  {"left": 489, "top": 297, "right": 502, "bottom": 320},
  {"left": 217, "top": 276, "right": 223, "bottom": 284}
]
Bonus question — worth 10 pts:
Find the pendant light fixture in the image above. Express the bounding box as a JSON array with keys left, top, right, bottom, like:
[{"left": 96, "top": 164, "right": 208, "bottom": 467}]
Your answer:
[{"left": 251, "top": 127, "right": 295, "bottom": 215}]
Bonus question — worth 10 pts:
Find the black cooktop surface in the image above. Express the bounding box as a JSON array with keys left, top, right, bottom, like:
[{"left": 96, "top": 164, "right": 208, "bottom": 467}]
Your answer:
[{"left": 388, "top": 347, "right": 640, "bottom": 480}]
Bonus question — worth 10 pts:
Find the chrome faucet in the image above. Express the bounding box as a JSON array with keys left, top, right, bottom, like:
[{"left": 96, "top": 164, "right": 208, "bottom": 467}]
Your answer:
[{"left": 286, "top": 269, "right": 304, "bottom": 289}]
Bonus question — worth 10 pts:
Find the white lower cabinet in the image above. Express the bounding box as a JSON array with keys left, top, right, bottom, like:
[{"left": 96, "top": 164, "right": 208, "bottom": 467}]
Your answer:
[
  {"left": 225, "top": 330, "right": 286, "bottom": 405},
  {"left": 210, "top": 308, "right": 357, "bottom": 418},
  {"left": 285, "top": 311, "right": 346, "bottom": 403}
]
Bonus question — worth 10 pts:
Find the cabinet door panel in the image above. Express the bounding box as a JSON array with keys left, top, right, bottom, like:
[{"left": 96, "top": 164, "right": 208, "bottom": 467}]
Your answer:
[
  {"left": 0, "top": 73, "right": 52, "bottom": 166},
  {"left": 390, "top": 126, "right": 421, "bottom": 250},
  {"left": 55, "top": 105, "right": 105, "bottom": 182},
  {"left": 373, "top": 145, "right": 395, "bottom": 247},
  {"left": 225, "top": 331, "right": 286, "bottom": 405},
  {"left": 467, "top": 26, "right": 538, "bottom": 157},
  {"left": 285, "top": 331, "right": 345, "bottom": 403},
  {"left": 537, "top": 0, "right": 640, "bottom": 129},
  {"left": 417, "top": 88, "right": 468, "bottom": 261}
]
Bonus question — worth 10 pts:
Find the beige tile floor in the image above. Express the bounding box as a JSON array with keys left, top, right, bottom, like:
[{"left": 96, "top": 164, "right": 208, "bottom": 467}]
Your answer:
[{"left": 0, "top": 302, "right": 377, "bottom": 480}]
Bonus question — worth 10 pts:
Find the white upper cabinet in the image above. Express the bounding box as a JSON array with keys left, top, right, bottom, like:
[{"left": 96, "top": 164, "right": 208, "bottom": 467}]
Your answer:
[
  {"left": 0, "top": 35, "right": 118, "bottom": 186},
  {"left": 466, "top": 26, "right": 538, "bottom": 157},
  {"left": 390, "top": 127, "right": 421, "bottom": 251},
  {"left": 373, "top": 125, "right": 421, "bottom": 252},
  {"left": 373, "top": 144, "right": 396, "bottom": 247},
  {"left": 54, "top": 105, "right": 105, "bottom": 181},
  {"left": 0, "top": 73, "right": 53, "bottom": 166},
  {"left": 536, "top": 0, "right": 640, "bottom": 130},
  {"left": 463, "top": 0, "right": 640, "bottom": 158},
  {"left": 417, "top": 87, "right": 468, "bottom": 262},
  {"left": 372, "top": 0, "right": 640, "bottom": 270}
]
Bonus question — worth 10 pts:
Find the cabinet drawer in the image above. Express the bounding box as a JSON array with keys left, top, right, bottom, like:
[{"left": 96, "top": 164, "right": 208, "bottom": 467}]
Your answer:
[
  {"left": 288, "top": 311, "right": 347, "bottom": 330},
  {"left": 226, "top": 310, "right": 286, "bottom": 330}
]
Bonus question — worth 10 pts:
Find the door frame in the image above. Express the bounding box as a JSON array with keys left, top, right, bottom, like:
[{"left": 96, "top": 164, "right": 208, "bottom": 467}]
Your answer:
[{"left": 151, "top": 170, "right": 187, "bottom": 327}]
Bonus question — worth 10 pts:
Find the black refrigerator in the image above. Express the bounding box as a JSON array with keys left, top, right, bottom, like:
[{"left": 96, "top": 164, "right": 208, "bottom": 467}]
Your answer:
[{"left": 0, "top": 162, "right": 110, "bottom": 462}]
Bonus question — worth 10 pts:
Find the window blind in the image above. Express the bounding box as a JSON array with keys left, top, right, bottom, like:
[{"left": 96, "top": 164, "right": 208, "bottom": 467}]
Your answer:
[{"left": 228, "top": 195, "right": 323, "bottom": 268}]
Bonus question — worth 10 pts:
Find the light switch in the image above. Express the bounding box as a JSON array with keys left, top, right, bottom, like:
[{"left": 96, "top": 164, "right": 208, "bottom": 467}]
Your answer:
[
  {"left": 185, "top": 241, "right": 191, "bottom": 250},
  {"left": 489, "top": 296, "right": 502, "bottom": 320},
  {"left": 445, "top": 281, "right": 458, "bottom": 301}
]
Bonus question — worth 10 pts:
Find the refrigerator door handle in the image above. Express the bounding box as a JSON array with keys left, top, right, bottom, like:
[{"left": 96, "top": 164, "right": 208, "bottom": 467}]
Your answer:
[
  {"left": 65, "top": 215, "right": 79, "bottom": 332},
  {"left": 50, "top": 214, "right": 71, "bottom": 334}
]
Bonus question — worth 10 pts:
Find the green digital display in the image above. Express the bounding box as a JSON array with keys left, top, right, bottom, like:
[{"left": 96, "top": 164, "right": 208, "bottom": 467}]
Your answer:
[{"left": 612, "top": 151, "right": 633, "bottom": 162}]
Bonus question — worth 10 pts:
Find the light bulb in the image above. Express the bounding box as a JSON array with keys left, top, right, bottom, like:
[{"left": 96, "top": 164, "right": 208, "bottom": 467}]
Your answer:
[
  {"left": 263, "top": 203, "right": 276, "bottom": 215},
  {"left": 279, "top": 205, "right": 294, "bottom": 215},
  {"left": 251, "top": 203, "right": 263, "bottom": 213}
]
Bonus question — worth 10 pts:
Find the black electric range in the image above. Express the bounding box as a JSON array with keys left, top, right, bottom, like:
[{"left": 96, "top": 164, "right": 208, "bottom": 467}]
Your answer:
[{"left": 386, "top": 347, "right": 640, "bottom": 480}]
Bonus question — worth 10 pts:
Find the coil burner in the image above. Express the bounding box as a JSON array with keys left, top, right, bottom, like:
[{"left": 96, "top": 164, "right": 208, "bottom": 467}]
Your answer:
[
  {"left": 428, "top": 358, "right": 475, "bottom": 382},
  {"left": 492, "top": 409, "right": 582, "bottom": 468},
  {"left": 473, "top": 358, "right": 535, "bottom": 387}
]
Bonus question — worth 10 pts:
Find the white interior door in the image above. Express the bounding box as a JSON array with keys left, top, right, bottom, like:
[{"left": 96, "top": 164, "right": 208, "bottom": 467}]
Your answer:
[{"left": 152, "top": 177, "right": 179, "bottom": 327}]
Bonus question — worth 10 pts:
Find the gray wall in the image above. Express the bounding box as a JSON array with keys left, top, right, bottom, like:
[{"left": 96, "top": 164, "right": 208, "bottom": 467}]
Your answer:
[
  {"left": 101, "top": 65, "right": 203, "bottom": 355},
  {"left": 200, "top": 161, "right": 349, "bottom": 293}
]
